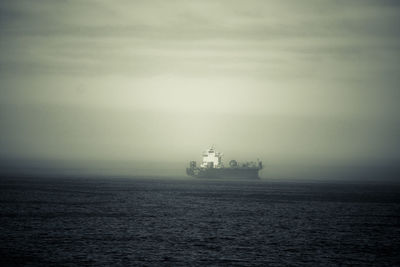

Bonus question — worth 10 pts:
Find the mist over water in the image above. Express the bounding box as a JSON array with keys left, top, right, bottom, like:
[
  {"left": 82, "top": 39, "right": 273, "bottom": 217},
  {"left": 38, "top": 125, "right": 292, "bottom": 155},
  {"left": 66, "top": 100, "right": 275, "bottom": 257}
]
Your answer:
[{"left": 1, "top": 103, "right": 399, "bottom": 182}]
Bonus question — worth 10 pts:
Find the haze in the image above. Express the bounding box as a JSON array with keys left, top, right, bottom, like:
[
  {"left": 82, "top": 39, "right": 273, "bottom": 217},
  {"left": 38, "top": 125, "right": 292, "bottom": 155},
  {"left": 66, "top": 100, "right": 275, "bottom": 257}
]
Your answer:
[{"left": 1, "top": 0, "right": 399, "bottom": 180}]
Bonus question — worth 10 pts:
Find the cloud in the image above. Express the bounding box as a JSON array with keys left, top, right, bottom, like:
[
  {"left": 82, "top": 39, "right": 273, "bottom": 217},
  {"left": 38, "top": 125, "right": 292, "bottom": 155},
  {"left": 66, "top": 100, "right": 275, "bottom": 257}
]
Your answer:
[{"left": 0, "top": 0, "right": 399, "bottom": 170}]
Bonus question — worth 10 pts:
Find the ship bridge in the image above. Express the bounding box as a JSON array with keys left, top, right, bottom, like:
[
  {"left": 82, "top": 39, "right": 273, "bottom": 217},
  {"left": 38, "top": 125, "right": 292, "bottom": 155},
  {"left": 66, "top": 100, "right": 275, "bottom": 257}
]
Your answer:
[{"left": 200, "top": 147, "right": 223, "bottom": 168}]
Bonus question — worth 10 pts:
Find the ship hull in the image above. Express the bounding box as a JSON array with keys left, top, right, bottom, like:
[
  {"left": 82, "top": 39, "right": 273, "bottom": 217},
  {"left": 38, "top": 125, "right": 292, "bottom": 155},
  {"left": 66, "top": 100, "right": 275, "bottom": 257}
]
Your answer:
[{"left": 187, "top": 167, "right": 260, "bottom": 179}]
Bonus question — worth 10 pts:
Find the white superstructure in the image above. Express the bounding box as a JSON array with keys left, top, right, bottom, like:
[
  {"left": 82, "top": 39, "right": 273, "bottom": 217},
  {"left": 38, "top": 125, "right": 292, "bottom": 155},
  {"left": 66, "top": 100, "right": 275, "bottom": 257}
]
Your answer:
[{"left": 200, "top": 147, "right": 223, "bottom": 168}]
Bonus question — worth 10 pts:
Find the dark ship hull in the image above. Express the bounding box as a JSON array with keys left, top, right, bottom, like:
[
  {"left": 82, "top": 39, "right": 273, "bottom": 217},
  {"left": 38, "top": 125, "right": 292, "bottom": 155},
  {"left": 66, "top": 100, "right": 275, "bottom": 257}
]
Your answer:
[{"left": 186, "top": 167, "right": 260, "bottom": 179}]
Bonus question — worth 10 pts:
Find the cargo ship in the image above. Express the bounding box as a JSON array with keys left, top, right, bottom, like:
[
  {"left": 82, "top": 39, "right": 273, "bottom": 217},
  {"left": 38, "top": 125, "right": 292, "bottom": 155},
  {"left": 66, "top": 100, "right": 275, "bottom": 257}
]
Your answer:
[{"left": 186, "top": 147, "right": 262, "bottom": 179}]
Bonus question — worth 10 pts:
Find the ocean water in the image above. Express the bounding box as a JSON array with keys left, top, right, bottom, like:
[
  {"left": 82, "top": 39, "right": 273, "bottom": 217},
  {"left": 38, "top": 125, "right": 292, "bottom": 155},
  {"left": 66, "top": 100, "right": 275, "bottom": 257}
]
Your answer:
[{"left": 0, "top": 177, "right": 399, "bottom": 266}]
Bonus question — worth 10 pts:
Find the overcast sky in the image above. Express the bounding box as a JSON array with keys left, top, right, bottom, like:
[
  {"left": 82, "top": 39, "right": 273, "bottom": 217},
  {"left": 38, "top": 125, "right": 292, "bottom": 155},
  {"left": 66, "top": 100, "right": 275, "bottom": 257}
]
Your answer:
[{"left": 0, "top": 0, "right": 399, "bottom": 177}]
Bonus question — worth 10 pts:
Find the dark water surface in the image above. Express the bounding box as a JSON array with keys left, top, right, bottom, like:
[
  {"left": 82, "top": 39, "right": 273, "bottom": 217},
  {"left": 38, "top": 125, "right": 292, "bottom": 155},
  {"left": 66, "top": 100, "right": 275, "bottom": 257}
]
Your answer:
[{"left": 0, "top": 177, "right": 399, "bottom": 266}]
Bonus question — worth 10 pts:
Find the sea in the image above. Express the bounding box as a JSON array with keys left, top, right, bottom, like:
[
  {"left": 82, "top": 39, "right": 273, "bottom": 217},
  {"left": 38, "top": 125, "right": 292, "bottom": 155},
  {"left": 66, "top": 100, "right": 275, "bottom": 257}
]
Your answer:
[{"left": 0, "top": 176, "right": 399, "bottom": 266}]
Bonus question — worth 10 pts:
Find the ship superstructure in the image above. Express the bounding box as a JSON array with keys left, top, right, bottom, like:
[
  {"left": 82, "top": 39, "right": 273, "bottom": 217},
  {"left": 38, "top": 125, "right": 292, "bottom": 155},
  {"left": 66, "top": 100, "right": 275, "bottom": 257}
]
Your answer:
[
  {"left": 200, "top": 147, "right": 223, "bottom": 168},
  {"left": 186, "top": 146, "right": 262, "bottom": 179}
]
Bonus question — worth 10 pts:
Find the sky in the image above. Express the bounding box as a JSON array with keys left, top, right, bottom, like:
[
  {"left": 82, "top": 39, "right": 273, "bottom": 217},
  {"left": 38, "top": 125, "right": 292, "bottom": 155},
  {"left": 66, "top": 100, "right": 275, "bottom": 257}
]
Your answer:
[{"left": 0, "top": 0, "right": 399, "bottom": 179}]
